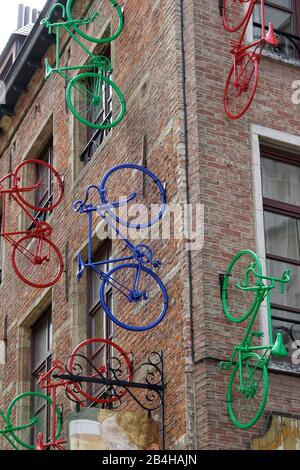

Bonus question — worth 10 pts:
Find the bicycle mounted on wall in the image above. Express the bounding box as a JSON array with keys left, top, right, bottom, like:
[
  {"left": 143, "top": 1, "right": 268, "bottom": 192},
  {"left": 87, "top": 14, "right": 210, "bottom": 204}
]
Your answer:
[
  {"left": 74, "top": 163, "right": 168, "bottom": 332},
  {"left": 41, "top": 1, "right": 126, "bottom": 129},
  {"left": 219, "top": 250, "right": 290, "bottom": 429}
]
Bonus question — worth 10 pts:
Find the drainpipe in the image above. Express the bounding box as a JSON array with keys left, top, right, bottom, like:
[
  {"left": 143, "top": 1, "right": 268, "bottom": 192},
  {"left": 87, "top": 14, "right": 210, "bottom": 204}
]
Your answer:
[{"left": 179, "top": 0, "right": 196, "bottom": 450}]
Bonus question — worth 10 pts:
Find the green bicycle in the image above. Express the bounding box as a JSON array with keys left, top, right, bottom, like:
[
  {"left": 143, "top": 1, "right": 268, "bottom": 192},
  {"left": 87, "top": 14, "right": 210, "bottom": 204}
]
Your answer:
[
  {"left": 41, "top": 1, "right": 126, "bottom": 129},
  {"left": 0, "top": 392, "right": 63, "bottom": 450},
  {"left": 220, "top": 250, "right": 290, "bottom": 429}
]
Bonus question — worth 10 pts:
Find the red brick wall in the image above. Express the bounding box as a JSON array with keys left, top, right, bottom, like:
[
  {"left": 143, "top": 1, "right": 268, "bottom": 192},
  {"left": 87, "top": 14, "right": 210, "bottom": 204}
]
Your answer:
[{"left": 184, "top": 0, "right": 300, "bottom": 449}]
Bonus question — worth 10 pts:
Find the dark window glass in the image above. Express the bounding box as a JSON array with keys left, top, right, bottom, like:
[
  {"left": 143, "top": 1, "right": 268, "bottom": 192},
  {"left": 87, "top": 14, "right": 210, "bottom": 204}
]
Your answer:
[
  {"left": 80, "top": 46, "right": 112, "bottom": 163},
  {"left": 254, "top": 1, "right": 300, "bottom": 59},
  {"left": 31, "top": 309, "right": 52, "bottom": 445},
  {"left": 87, "top": 241, "right": 113, "bottom": 401}
]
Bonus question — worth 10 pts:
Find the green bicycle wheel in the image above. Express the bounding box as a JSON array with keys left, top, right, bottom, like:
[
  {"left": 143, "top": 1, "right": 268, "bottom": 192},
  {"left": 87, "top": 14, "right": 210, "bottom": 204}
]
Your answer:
[
  {"left": 222, "top": 249, "right": 262, "bottom": 323},
  {"left": 227, "top": 352, "right": 269, "bottom": 429},
  {"left": 66, "top": 0, "right": 123, "bottom": 43},
  {"left": 66, "top": 72, "right": 126, "bottom": 130},
  {"left": 6, "top": 392, "right": 62, "bottom": 450}
]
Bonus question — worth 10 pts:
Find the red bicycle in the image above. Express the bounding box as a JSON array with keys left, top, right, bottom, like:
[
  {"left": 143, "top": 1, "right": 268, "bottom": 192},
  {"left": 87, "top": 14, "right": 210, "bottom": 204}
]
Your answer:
[
  {"left": 222, "top": 0, "right": 279, "bottom": 119},
  {"left": 0, "top": 159, "right": 64, "bottom": 288}
]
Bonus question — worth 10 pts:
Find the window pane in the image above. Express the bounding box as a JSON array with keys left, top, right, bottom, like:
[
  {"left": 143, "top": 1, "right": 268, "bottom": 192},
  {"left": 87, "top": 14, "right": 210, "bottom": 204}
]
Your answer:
[
  {"left": 32, "top": 407, "right": 47, "bottom": 446},
  {"left": 254, "top": 5, "right": 293, "bottom": 32},
  {"left": 268, "top": 0, "right": 292, "bottom": 8},
  {"left": 264, "top": 212, "right": 300, "bottom": 261},
  {"left": 254, "top": 4, "right": 295, "bottom": 58},
  {"left": 48, "top": 321, "right": 52, "bottom": 352},
  {"left": 91, "top": 306, "right": 104, "bottom": 339},
  {"left": 262, "top": 158, "right": 300, "bottom": 206},
  {"left": 267, "top": 258, "right": 300, "bottom": 308},
  {"left": 34, "top": 325, "right": 47, "bottom": 366},
  {"left": 271, "top": 314, "right": 300, "bottom": 372},
  {"left": 91, "top": 269, "right": 102, "bottom": 308}
]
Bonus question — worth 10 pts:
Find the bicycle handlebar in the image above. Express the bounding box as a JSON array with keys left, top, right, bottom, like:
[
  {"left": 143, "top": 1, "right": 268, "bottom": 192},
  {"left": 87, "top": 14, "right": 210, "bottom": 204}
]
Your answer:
[{"left": 41, "top": 3, "right": 66, "bottom": 28}]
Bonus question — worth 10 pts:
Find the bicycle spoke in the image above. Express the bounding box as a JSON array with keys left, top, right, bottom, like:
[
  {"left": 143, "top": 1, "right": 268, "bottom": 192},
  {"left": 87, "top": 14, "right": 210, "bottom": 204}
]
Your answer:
[
  {"left": 12, "top": 236, "right": 63, "bottom": 287},
  {"left": 100, "top": 264, "right": 167, "bottom": 331},
  {"left": 228, "top": 353, "right": 268, "bottom": 428}
]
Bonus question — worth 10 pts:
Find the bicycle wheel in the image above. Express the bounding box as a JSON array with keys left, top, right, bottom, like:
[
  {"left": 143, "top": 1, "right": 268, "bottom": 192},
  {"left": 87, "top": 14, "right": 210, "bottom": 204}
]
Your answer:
[
  {"left": 66, "top": 73, "right": 126, "bottom": 129},
  {"left": 100, "top": 263, "right": 168, "bottom": 331},
  {"left": 6, "top": 392, "right": 62, "bottom": 450},
  {"left": 11, "top": 235, "right": 63, "bottom": 288},
  {"left": 227, "top": 352, "right": 269, "bottom": 429},
  {"left": 13, "top": 159, "right": 64, "bottom": 212},
  {"left": 222, "top": 0, "right": 252, "bottom": 33},
  {"left": 222, "top": 250, "right": 262, "bottom": 323},
  {"left": 66, "top": 0, "right": 123, "bottom": 43},
  {"left": 224, "top": 52, "right": 259, "bottom": 119},
  {"left": 99, "top": 164, "right": 166, "bottom": 228},
  {"left": 66, "top": 338, "right": 133, "bottom": 404}
]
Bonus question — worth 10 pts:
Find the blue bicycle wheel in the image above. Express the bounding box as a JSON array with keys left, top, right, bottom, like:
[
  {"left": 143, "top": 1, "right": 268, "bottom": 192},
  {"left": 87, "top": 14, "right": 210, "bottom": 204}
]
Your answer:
[
  {"left": 99, "top": 164, "right": 166, "bottom": 229},
  {"left": 99, "top": 263, "right": 168, "bottom": 331}
]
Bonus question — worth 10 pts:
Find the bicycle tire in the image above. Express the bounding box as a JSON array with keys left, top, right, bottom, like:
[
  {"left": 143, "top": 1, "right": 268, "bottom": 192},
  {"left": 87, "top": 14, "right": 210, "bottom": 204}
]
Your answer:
[
  {"left": 66, "top": 73, "right": 126, "bottom": 129},
  {"left": 227, "top": 352, "right": 269, "bottom": 429},
  {"left": 222, "top": 0, "right": 252, "bottom": 33},
  {"left": 11, "top": 235, "right": 64, "bottom": 288},
  {"left": 66, "top": 0, "right": 123, "bottom": 43},
  {"left": 100, "top": 263, "right": 168, "bottom": 331},
  {"left": 224, "top": 52, "right": 259, "bottom": 119},
  {"left": 13, "top": 159, "right": 64, "bottom": 212},
  {"left": 66, "top": 338, "right": 133, "bottom": 404},
  {"left": 6, "top": 392, "right": 62, "bottom": 450},
  {"left": 222, "top": 249, "right": 262, "bottom": 323},
  {"left": 99, "top": 163, "right": 166, "bottom": 229}
]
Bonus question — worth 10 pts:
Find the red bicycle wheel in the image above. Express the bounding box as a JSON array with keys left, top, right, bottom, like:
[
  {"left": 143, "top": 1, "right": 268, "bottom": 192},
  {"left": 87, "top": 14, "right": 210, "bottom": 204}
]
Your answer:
[
  {"left": 11, "top": 235, "right": 63, "bottom": 288},
  {"left": 224, "top": 52, "right": 259, "bottom": 119},
  {"left": 222, "top": 0, "right": 252, "bottom": 33},
  {"left": 13, "top": 159, "right": 64, "bottom": 212},
  {"left": 66, "top": 338, "right": 133, "bottom": 404}
]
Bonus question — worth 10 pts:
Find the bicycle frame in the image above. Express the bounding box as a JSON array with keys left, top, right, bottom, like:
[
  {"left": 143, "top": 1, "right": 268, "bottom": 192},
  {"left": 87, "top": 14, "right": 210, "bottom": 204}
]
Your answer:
[
  {"left": 0, "top": 173, "right": 50, "bottom": 242},
  {"left": 76, "top": 185, "right": 159, "bottom": 284}
]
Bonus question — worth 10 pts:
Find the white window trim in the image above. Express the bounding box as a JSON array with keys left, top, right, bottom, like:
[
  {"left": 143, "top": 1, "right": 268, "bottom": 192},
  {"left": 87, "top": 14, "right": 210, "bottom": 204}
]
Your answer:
[{"left": 251, "top": 124, "right": 300, "bottom": 356}]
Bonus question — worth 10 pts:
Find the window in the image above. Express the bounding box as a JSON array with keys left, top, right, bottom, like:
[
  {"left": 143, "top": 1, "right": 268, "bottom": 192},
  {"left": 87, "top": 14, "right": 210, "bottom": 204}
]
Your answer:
[
  {"left": 261, "top": 145, "right": 300, "bottom": 367},
  {"left": 27, "top": 139, "right": 54, "bottom": 229},
  {"left": 87, "top": 241, "right": 113, "bottom": 400},
  {"left": 79, "top": 45, "right": 112, "bottom": 164},
  {"left": 31, "top": 309, "right": 52, "bottom": 445},
  {"left": 254, "top": 1, "right": 300, "bottom": 59},
  {"left": 0, "top": 210, "right": 3, "bottom": 284}
]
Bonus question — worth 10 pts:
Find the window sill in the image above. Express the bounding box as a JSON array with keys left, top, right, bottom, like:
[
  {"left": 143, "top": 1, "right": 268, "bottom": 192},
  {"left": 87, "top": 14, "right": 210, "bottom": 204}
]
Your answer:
[
  {"left": 73, "top": 131, "right": 112, "bottom": 189},
  {"left": 261, "top": 48, "right": 300, "bottom": 68},
  {"left": 269, "top": 360, "right": 300, "bottom": 377}
]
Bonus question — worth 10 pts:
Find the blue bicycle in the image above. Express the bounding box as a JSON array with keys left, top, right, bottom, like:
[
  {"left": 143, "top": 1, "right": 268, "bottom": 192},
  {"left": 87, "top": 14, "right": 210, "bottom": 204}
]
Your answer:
[{"left": 74, "top": 163, "right": 168, "bottom": 332}]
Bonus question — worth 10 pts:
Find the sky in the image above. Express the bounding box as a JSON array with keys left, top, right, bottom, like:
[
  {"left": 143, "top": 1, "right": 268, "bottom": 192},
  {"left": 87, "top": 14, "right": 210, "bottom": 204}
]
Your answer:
[{"left": 0, "top": 0, "right": 46, "bottom": 54}]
